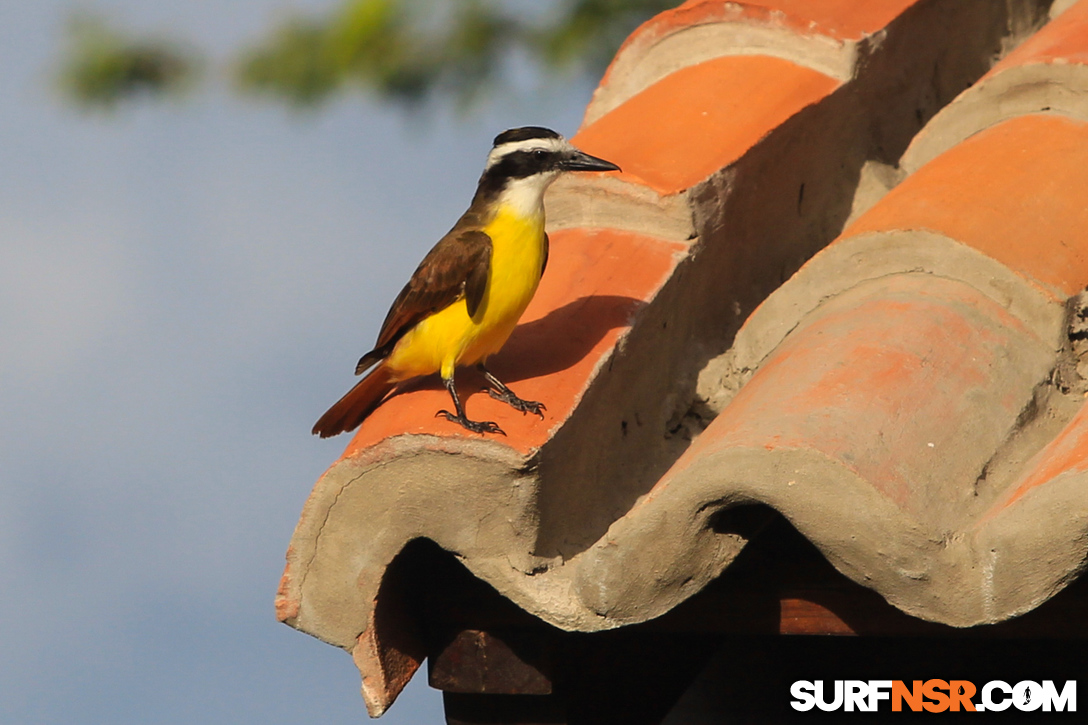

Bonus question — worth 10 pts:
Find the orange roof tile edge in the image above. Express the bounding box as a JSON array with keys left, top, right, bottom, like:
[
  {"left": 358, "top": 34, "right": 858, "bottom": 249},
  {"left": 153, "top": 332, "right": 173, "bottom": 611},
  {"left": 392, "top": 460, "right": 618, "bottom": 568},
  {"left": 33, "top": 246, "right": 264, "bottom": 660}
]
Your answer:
[
  {"left": 846, "top": 114, "right": 1088, "bottom": 299},
  {"left": 585, "top": 0, "right": 926, "bottom": 126},
  {"left": 601, "top": 0, "right": 921, "bottom": 87},
  {"left": 575, "top": 55, "right": 838, "bottom": 195}
]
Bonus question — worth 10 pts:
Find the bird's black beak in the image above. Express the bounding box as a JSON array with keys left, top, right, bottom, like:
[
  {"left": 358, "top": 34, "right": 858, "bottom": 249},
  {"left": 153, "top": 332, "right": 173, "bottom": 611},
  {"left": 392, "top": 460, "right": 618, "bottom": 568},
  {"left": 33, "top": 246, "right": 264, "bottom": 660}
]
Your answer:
[{"left": 562, "top": 149, "right": 621, "bottom": 173}]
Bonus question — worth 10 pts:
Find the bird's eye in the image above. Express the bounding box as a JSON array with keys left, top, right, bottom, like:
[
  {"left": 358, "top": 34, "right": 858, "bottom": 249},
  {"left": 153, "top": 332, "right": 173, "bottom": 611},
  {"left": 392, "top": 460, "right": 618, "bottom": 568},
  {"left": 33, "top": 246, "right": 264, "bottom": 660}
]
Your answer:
[{"left": 533, "top": 149, "right": 548, "bottom": 160}]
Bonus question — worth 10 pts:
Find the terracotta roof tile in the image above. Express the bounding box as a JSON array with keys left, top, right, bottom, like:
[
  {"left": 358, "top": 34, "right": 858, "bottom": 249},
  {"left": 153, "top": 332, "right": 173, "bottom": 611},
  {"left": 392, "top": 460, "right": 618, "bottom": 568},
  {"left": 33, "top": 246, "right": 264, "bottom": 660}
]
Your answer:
[
  {"left": 672, "top": 0, "right": 925, "bottom": 40},
  {"left": 702, "top": 276, "right": 1045, "bottom": 517},
  {"left": 589, "top": 0, "right": 928, "bottom": 124},
  {"left": 848, "top": 114, "right": 1088, "bottom": 299},
  {"left": 575, "top": 55, "right": 838, "bottom": 195}
]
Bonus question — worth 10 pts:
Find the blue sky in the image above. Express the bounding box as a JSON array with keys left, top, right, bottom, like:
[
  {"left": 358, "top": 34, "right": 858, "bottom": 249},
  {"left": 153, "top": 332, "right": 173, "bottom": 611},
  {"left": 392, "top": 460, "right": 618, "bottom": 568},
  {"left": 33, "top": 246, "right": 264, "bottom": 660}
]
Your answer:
[{"left": 0, "top": 2, "right": 592, "bottom": 722}]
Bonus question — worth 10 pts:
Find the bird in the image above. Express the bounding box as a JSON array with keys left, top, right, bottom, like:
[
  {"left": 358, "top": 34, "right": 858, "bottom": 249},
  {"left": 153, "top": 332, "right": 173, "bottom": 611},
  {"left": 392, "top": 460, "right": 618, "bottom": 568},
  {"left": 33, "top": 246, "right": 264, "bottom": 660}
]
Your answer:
[{"left": 312, "top": 126, "right": 620, "bottom": 438}]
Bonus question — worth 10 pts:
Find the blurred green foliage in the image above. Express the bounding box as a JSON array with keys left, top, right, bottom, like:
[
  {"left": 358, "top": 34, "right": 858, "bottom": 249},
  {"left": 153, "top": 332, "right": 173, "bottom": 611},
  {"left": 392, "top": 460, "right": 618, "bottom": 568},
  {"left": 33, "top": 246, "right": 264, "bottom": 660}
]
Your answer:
[
  {"left": 60, "top": 0, "right": 678, "bottom": 109},
  {"left": 59, "top": 15, "right": 197, "bottom": 109}
]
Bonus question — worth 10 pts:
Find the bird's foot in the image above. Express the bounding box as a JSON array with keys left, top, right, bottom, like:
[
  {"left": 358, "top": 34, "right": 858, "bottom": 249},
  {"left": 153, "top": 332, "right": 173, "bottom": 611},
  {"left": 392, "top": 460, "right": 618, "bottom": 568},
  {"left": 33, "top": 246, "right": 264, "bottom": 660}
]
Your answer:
[
  {"left": 436, "top": 409, "right": 506, "bottom": 436},
  {"left": 487, "top": 389, "right": 546, "bottom": 419}
]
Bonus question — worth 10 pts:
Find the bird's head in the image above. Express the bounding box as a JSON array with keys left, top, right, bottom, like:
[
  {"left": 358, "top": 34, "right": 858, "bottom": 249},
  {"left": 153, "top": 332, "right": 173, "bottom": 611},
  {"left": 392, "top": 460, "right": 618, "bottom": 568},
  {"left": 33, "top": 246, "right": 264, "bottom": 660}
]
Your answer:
[{"left": 476, "top": 126, "right": 620, "bottom": 213}]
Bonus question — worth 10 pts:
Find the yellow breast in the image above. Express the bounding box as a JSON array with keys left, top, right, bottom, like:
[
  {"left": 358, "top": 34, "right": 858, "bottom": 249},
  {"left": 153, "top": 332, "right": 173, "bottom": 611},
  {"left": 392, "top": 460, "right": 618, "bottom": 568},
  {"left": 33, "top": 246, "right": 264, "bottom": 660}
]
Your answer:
[
  {"left": 386, "top": 203, "right": 546, "bottom": 380},
  {"left": 475, "top": 205, "right": 546, "bottom": 331}
]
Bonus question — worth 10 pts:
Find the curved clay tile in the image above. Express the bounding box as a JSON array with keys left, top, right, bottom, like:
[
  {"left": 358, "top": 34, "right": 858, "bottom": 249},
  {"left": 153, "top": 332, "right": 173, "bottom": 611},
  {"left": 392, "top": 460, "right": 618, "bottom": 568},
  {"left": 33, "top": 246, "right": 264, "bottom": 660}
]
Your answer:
[
  {"left": 853, "top": 114, "right": 1088, "bottom": 299},
  {"left": 586, "top": 0, "right": 926, "bottom": 125}
]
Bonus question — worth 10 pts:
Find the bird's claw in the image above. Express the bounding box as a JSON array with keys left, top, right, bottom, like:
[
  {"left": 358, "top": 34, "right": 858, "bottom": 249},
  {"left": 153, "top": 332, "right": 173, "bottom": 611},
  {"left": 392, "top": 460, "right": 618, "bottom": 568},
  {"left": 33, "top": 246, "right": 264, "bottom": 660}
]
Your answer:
[
  {"left": 486, "top": 389, "right": 546, "bottom": 419},
  {"left": 435, "top": 409, "right": 506, "bottom": 436}
]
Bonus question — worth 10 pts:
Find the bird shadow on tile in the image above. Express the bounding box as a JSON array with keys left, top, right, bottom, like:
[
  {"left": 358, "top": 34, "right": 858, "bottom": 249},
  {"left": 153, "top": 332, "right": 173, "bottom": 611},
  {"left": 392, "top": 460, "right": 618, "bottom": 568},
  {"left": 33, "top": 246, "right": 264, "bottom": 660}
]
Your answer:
[{"left": 493, "top": 294, "right": 647, "bottom": 382}]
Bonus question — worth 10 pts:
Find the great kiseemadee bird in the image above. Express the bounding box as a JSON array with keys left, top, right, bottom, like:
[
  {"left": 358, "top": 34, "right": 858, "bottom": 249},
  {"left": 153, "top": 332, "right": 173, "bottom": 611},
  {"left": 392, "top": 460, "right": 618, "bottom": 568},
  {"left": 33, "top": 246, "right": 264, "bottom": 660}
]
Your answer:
[{"left": 312, "top": 127, "right": 620, "bottom": 438}]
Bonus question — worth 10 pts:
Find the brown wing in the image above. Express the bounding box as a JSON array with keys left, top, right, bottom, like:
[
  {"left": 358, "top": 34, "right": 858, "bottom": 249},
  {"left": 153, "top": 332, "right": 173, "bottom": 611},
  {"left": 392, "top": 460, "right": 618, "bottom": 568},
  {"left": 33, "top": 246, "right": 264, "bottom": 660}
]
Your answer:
[{"left": 355, "top": 229, "right": 492, "bottom": 374}]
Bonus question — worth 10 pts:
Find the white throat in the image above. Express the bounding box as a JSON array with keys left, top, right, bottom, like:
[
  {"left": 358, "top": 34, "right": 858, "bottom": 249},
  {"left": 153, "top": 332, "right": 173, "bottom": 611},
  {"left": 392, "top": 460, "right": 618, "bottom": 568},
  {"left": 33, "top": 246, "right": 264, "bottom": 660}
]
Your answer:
[{"left": 496, "top": 172, "right": 559, "bottom": 218}]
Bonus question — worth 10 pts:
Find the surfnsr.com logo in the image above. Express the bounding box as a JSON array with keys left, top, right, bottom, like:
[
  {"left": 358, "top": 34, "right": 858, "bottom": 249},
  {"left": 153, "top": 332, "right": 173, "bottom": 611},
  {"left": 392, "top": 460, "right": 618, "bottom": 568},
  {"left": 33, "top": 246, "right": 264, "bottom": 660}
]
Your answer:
[{"left": 790, "top": 679, "right": 1076, "bottom": 713}]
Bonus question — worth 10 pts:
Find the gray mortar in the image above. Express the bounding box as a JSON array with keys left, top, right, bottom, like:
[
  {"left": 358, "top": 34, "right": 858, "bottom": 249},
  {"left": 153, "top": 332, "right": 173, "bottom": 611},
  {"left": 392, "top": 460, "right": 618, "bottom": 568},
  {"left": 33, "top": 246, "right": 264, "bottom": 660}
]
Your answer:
[
  {"left": 845, "top": 159, "right": 906, "bottom": 226},
  {"left": 713, "top": 231, "right": 1065, "bottom": 385},
  {"left": 902, "top": 66, "right": 1088, "bottom": 174},
  {"left": 585, "top": 20, "right": 855, "bottom": 126},
  {"left": 1051, "top": 0, "right": 1081, "bottom": 18},
  {"left": 975, "top": 292, "right": 1088, "bottom": 506},
  {"left": 545, "top": 172, "right": 696, "bottom": 242},
  {"left": 284, "top": 436, "right": 535, "bottom": 647},
  {"left": 973, "top": 471, "right": 1088, "bottom": 622}
]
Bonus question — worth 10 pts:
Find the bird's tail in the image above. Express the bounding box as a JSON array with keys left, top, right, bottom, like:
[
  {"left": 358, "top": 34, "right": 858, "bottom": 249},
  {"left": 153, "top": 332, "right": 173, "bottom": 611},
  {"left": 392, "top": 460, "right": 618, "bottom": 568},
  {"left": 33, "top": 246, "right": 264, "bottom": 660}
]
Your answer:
[{"left": 312, "top": 364, "right": 397, "bottom": 438}]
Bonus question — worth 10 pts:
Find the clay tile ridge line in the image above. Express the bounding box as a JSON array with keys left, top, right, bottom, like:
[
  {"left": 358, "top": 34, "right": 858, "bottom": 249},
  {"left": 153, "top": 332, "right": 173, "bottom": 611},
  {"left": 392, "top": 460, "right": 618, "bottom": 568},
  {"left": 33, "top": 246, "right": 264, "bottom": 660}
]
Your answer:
[
  {"left": 856, "top": 114, "right": 1088, "bottom": 301},
  {"left": 585, "top": 0, "right": 923, "bottom": 125}
]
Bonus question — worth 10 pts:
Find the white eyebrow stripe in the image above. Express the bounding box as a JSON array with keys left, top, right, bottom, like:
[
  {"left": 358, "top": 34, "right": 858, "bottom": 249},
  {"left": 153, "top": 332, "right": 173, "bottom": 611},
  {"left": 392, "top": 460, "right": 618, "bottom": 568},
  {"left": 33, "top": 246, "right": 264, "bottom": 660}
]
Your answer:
[{"left": 485, "top": 136, "right": 567, "bottom": 169}]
